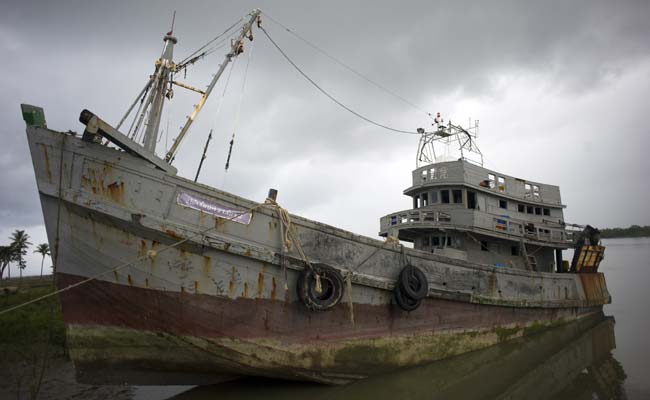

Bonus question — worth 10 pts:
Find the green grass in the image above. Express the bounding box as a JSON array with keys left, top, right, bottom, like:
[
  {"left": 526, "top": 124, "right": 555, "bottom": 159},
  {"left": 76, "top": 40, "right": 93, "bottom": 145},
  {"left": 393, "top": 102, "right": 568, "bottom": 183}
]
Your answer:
[
  {"left": 0, "top": 282, "right": 67, "bottom": 399},
  {"left": 0, "top": 284, "right": 66, "bottom": 354}
]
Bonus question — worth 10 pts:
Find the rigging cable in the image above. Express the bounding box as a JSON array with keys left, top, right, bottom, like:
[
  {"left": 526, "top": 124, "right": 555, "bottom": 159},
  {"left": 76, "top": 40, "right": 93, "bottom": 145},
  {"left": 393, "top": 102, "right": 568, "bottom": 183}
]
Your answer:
[
  {"left": 262, "top": 12, "right": 434, "bottom": 120},
  {"left": 260, "top": 26, "right": 420, "bottom": 135},
  {"left": 225, "top": 33, "right": 255, "bottom": 172},
  {"left": 177, "top": 17, "right": 244, "bottom": 66}
]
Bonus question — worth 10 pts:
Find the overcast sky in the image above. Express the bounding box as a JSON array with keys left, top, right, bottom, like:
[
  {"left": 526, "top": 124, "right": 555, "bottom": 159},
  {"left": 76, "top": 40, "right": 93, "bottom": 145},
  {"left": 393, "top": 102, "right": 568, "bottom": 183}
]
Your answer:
[{"left": 2, "top": 0, "right": 649, "bottom": 276}]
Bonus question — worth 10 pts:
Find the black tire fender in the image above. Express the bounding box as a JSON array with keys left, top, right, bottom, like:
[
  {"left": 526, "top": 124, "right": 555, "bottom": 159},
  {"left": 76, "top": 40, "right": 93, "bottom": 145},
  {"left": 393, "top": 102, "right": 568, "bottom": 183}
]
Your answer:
[
  {"left": 296, "top": 265, "right": 344, "bottom": 311},
  {"left": 398, "top": 264, "right": 428, "bottom": 300},
  {"left": 394, "top": 285, "right": 421, "bottom": 311}
]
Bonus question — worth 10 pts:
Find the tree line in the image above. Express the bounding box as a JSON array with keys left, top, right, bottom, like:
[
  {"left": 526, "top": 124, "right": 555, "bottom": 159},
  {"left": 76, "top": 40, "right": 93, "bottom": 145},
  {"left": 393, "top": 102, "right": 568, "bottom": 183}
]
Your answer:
[
  {"left": 600, "top": 225, "right": 650, "bottom": 239},
  {"left": 0, "top": 230, "right": 51, "bottom": 281}
]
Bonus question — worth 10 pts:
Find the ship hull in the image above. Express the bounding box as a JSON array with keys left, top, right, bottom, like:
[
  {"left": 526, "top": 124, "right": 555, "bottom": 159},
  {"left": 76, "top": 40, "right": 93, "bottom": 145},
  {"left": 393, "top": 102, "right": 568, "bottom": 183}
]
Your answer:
[
  {"left": 25, "top": 119, "right": 611, "bottom": 384},
  {"left": 57, "top": 271, "right": 602, "bottom": 384}
]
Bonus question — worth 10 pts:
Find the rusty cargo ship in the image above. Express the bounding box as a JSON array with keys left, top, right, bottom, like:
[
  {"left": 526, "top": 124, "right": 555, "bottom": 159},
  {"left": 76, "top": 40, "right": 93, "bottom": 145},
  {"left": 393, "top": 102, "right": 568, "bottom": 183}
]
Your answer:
[{"left": 22, "top": 9, "right": 610, "bottom": 385}]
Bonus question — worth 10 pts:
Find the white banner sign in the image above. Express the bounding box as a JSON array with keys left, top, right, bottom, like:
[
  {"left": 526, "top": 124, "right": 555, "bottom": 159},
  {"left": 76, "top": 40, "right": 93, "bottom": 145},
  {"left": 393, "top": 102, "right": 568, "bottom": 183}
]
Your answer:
[{"left": 177, "top": 191, "right": 252, "bottom": 225}]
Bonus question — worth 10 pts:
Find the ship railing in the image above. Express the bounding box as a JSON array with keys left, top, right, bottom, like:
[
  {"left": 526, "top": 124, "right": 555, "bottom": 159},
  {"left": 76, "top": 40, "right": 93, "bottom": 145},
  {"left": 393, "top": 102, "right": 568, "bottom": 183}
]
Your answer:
[
  {"left": 382, "top": 208, "right": 575, "bottom": 245},
  {"left": 383, "top": 209, "right": 453, "bottom": 231}
]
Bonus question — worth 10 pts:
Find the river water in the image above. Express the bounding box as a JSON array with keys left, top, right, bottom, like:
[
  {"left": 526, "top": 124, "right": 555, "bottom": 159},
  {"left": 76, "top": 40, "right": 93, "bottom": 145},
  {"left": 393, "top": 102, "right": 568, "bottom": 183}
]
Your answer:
[{"left": 141, "top": 237, "right": 650, "bottom": 400}]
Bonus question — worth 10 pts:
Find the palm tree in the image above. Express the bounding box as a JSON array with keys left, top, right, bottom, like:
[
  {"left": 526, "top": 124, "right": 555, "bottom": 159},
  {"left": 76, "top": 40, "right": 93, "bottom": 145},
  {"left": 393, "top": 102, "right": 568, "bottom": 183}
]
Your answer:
[
  {"left": 34, "top": 243, "right": 51, "bottom": 278},
  {"left": 9, "top": 230, "right": 31, "bottom": 282},
  {"left": 0, "top": 246, "right": 12, "bottom": 281}
]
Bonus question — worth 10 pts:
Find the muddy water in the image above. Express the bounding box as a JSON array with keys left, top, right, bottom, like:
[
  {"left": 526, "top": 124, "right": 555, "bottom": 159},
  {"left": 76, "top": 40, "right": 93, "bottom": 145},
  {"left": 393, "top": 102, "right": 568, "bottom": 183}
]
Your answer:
[{"left": 159, "top": 237, "right": 649, "bottom": 400}]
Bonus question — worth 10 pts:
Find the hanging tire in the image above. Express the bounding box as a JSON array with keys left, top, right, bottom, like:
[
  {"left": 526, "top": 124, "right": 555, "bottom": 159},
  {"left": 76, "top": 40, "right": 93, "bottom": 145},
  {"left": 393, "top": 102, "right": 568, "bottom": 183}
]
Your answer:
[
  {"left": 394, "top": 285, "right": 421, "bottom": 312},
  {"left": 398, "top": 264, "right": 428, "bottom": 300},
  {"left": 297, "top": 264, "right": 344, "bottom": 311}
]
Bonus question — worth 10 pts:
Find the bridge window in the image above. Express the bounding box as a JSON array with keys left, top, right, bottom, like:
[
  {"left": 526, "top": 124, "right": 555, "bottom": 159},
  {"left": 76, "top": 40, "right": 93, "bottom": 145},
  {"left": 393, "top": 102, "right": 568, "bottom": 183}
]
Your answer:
[
  {"left": 421, "top": 193, "right": 429, "bottom": 207},
  {"left": 480, "top": 240, "right": 489, "bottom": 251},
  {"left": 511, "top": 245, "right": 520, "bottom": 256},
  {"left": 543, "top": 208, "right": 550, "bottom": 216},
  {"left": 421, "top": 170, "right": 427, "bottom": 181},
  {"left": 533, "top": 185, "right": 540, "bottom": 198},
  {"left": 498, "top": 176, "right": 505, "bottom": 192},
  {"left": 432, "top": 237, "right": 440, "bottom": 247},
  {"left": 518, "top": 204, "right": 525, "bottom": 212},
  {"left": 525, "top": 183, "right": 532, "bottom": 197},
  {"left": 526, "top": 205, "right": 534, "bottom": 214},
  {"left": 488, "top": 174, "right": 496, "bottom": 189},
  {"left": 499, "top": 199, "right": 508, "bottom": 209},
  {"left": 467, "top": 191, "right": 477, "bottom": 209},
  {"left": 452, "top": 189, "right": 463, "bottom": 204},
  {"left": 441, "top": 190, "right": 450, "bottom": 203},
  {"left": 431, "top": 191, "right": 438, "bottom": 203},
  {"left": 535, "top": 207, "right": 542, "bottom": 215}
]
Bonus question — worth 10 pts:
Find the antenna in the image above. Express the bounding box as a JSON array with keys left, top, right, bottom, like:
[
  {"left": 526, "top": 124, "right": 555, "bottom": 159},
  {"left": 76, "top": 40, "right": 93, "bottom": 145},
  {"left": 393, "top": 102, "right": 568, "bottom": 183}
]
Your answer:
[{"left": 415, "top": 113, "right": 484, "bottom": 167}]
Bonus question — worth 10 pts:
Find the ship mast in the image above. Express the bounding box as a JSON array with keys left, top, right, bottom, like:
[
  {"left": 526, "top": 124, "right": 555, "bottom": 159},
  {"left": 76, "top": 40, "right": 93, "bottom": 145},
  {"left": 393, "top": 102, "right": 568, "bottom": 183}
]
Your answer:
[
  {"left": 142, "top": 32, "right": 177, "bottom": 153},
  {"left": 164, "top": 9, "right": 261, "bottom": 163}
]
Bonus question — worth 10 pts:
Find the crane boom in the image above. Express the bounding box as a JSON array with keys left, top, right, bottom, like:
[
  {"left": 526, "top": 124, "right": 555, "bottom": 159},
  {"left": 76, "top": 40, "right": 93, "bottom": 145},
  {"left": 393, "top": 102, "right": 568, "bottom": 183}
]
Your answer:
[{"left": 165, "top": 9, "right": 261, "bottom": 162}]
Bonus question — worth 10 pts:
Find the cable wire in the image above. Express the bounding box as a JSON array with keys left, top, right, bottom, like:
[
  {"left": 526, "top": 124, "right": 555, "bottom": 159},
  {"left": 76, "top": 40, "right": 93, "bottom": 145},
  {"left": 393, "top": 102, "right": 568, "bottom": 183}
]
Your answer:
[
  {"left": 225, "top": 35, "right": 255, "bottom": 172},
  {"left": 260, "top": 26, "right": 420, "bottom": 135},
  {"left": 178, "top": 17, "right": 244, "bottom": 65},
  {"left": 263, "top": 12, "right": 434, "bottom": 120}
]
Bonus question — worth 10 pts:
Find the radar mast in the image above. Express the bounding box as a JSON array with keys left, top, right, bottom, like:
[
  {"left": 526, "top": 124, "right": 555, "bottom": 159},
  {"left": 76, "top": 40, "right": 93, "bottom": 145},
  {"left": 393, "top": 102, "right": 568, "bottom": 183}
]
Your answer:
[{"left": 416, "top": 113, "right": 483, "bottom": 167}]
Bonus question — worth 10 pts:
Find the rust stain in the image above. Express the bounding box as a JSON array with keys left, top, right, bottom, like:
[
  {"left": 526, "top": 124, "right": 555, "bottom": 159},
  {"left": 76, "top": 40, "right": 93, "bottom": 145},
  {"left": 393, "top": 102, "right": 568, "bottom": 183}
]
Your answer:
[
  {"left": 257, "top": 273, "right": 265, "bottom": 298},
  {"left": 228, "top": 266, "right": 235, "bottom": 298},
  {"left": 181, "top": 286, "right": 186, "bottom": 295},
  {"left": 41, "top": 144, "right": 53, "bottom": 183},
  {"left": 271, "top": 277, "right": 277, "bottom": 300},
  {"left": 244, "top": 248, "right": 252, "bottom": 257},
  {"left": 165, "top": 229, "right": 182, "bottom": 240},
  {"left": 195, "top": 280, "right": 199, "bottom": 294},
  {"left": 127, "top": 274, "right": 133, "bottom": 286},
  {"left": 81, "top": 163, "right": 125, "bottom": 204},
  {"left": 138, "top": 240, "right": 147, "bottom": 257},
  {"left": 215, "top": 217, "right": 225, "bottom": 230},
  {"left": 243, "top": 282, "right": 249, "bottom": 298},
  {"left": 107, "top": 181, "right": 125, "bottom": 203}
]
